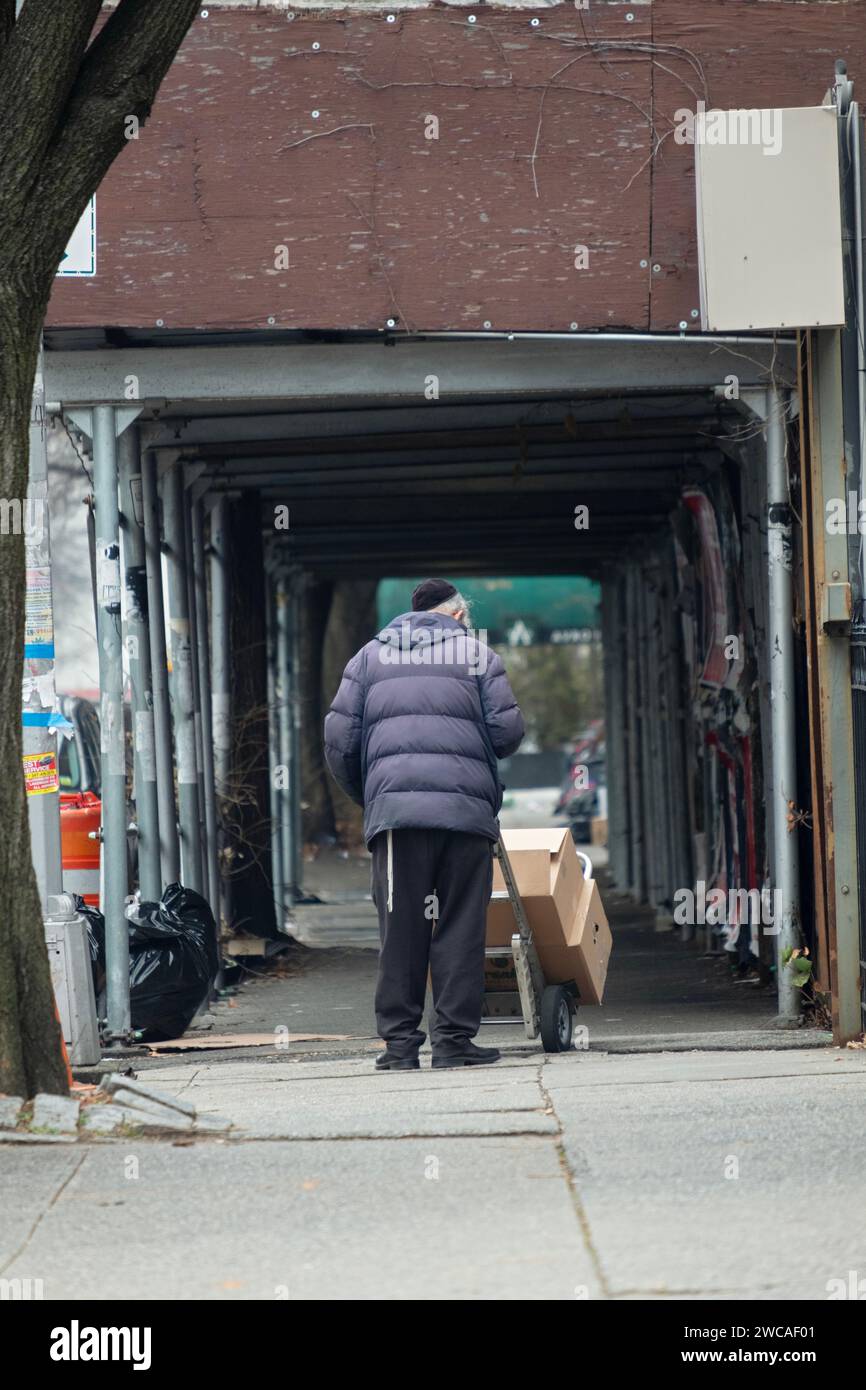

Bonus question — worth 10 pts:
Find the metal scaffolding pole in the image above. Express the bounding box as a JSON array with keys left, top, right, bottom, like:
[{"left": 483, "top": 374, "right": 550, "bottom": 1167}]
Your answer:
[
  {"left": 92, "top": 405, "right": 130, "bottom": 1039},
  {"left": 140, "top": 450, "right": 179, "bottom": 887},
  {"left": 264, "top": 563, "right": 284, "bottom": 924},
  {"left": 637, "top": 572, "right": 658, "bottom": 907},
  {"left": 192, "top": 497, "right": 220, "bottom": 916},
  {"left": 599, "top": 578, "right": 615, "bottom": 876},
  {"left": 645, "top": 565, "right": 670, "bottom": 919},
  {"left": 602, "top": 572, "right": 628, "bottom": 886},
  {"left": 183, "top": 495, "right": 208, "bottom": 887},
  {"left": 625, "top": 566, "right": 643, "bottom": 899},
  {"left": 766, "top": 386, "right": 801, "bottom": 1023},
  {"left": 654, "top": 556, "right": 679, "bottom": 920},
  {"left": 210, "top": 495, "right": 232, "bottom": 927},
  {"left": 210, "top": 501, "right": 231, "bottom": 773},
  {"left": 660, "top": 543, "right": 691, "bottom": 910},
  {"left": 289, "top": 572, "right": 304, "bottom": 901},
  {"left": 162, "top": 462, "right": 203, "bottom": 894},
  {"left": 275, "top": 570, "right": 293, "bottom": 915},
  {"left": 24, "top": 348, "right": 63, "bottom": 909},
  {"left": 806, "top": 330, "right": 862, "bottom": 1040},
  {"left": 118, "top": 427, "right": 161, "bottom": 903}
]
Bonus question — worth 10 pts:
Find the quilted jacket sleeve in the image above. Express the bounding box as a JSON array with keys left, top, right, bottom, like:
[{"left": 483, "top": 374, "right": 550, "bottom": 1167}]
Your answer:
[
  {"left": 478, "top": 649, "right": 525, "bottom": 759},
  {"left": 323, "top": 647, "right": 367, "bottom": 805}
]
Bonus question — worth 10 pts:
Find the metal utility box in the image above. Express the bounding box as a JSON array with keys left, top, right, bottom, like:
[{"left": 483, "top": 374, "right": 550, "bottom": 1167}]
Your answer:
[
  {"left": 696, "top": 104, "right": 844, "bottom": 331},
  {"left": 44, "top": 893, "right": 101, "bottom": 1067}
]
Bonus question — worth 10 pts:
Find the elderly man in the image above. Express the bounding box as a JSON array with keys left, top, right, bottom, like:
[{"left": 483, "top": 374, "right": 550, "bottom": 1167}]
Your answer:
[{"left": 324, "top": 579, "right": 525, "bottom": 1071}]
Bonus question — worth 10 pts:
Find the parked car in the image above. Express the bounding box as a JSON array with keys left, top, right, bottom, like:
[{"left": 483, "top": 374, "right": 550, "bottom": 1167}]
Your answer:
[
  {"left": 554, "top": 720, "right": 604, "bottom": 815},
  {"left": 561, "top": 752, "right": 606, "bottom": 843},
  {"left": 58, "top": 695, "right": 101, "bottom": 796}
]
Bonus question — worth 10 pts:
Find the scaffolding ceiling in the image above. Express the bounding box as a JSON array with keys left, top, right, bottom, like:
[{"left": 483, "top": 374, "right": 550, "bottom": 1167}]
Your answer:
[{"left": 47, "top": 332, "right": 797, "bottom": 578}]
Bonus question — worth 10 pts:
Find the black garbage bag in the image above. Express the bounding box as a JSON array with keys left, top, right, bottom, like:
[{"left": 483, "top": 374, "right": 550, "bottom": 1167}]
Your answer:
[
  {"left": 88, "top": 883, "right": 217, "bottom": 1041},
  {"left": 121, "top": 883, "right": 219, "bottom": 1041},
  {"left": 74, "top": 894, "right": 106, "bottom": 998}
]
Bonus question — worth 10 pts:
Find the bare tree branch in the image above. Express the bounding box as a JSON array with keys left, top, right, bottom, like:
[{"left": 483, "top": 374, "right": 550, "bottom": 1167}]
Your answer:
[
  {"left": 0, "top": 1, "right": 102, "bottom": 219},
  {"left": 16, "top": 0, "right": 199, "bottom": 275}
]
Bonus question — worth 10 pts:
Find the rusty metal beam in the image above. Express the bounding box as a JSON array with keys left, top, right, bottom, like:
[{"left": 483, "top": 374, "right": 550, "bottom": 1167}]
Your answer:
[{"left": 804, "top": 328, "right": 862, "bottom": 1041}]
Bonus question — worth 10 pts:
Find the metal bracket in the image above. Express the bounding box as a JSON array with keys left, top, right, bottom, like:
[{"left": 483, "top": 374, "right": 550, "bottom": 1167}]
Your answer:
[
  {"left": 61, "top": 405, "right": 143, "bottom": 443},
  {"left": 822, "top": 580, "right": 852, "bottom": 634},
  {"left": 734, "top": 388, "right": 771, "bottom": 424},
  {"left": 63, "top": 407, "right": 93, "bottom": 440},
  {"left": 115, "top": 406, "right": 144, "bottom": 437},
  {"left": 182, "top": 460, "right": 207, "bottom": 490}
]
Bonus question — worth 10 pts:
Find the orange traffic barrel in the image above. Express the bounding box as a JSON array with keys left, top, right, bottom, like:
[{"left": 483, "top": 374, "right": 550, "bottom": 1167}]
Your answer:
[{"left": 60, "top": 791, "right": 101, "bottom": 907}]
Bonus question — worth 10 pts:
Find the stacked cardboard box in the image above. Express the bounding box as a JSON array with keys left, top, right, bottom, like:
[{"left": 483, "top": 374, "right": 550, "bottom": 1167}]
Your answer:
[{"left": 487, "top": 829, "right": 612, "bottom": 1005}]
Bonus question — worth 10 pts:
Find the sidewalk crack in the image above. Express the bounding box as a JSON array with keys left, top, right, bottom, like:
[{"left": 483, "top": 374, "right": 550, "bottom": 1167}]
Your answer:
[
  {"left": 0, "top": 1150, "right": 88, "bottom": 1277},
  {"left": 537, "top": 1059, "right": 612, "bottom": 1300}
]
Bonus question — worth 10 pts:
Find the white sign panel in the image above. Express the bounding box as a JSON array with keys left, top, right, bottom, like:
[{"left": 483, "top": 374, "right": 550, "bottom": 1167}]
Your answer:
[
  {"left": 695, "top": 105, "right": 844, "bottom": 332},
  {"left": 57, "top": 198, "right": 96, "bottom": 277}
]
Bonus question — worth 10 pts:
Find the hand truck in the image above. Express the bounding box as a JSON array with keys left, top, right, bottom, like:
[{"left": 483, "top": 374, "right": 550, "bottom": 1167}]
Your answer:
[{"left": 482, "top": 836, "right": 592, "bottom": 1052}]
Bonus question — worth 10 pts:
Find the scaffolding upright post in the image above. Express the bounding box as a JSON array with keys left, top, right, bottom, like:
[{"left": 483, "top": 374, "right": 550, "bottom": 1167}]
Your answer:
[
  {"left": 183, "top": 495, "right": 209, "bottom": 898},
  {"left": 625, "top": 566, "right": 643, "bottom": 900},
  {"left": 210, "top": 494, "right": 232, "bottom": 926},
  {"left": 265, "top": 560, "right": 284, "bottom": 924},
  {"left": 289, "top": 570, "right": 304, "bottom": 900},
  {"left": 140, "top": 450, "right": 179, "bottom": 887},
  {"left": 118, "top": 426, "right": 161, "bottom": 902},
  {"left": 162, "top": 461, "right": 203, "bottom": 894},
  {"left": 92, "top": 404, "right": 130, "bottom": 1040},
  {"left": 766, "top": 386, "right": 801, "bottom": 1023},
  {"left": 275, "top": 569, "right": 294, "bottom": 913},
  {"left": 192, "top": 496, "right": 220, "bottom": 917}
]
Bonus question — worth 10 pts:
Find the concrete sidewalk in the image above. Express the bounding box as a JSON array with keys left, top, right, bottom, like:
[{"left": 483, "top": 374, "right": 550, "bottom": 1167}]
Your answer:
[
  {"left": 2, "top": 862, "right": 848, "bottom": 1301},
  {"left": 2, "top": 1046, "right": 865, "bottom": 1300},
  {"left": 142, "top": 865, "right": 829, "bottom": 1067}
]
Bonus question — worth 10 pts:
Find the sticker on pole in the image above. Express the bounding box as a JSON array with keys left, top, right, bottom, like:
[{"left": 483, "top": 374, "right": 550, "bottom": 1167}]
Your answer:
[
  {"left": 25, "top": 566, "right": 54, "bottom": 656},
  {"left": 23, "top": 752, "right": 59, "bottom": 797},
  {"left": 57, "top": 198, "right": 96, "bottom": 277}
]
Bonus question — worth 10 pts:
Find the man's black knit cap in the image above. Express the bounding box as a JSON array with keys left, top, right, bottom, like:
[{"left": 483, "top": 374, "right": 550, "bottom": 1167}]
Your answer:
[{"left": 411, "top": 579, "right": 458, "bottom": 612}]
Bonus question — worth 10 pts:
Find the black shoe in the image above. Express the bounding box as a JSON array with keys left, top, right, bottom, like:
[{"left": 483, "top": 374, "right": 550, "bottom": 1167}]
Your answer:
[
  {"left": 432, "top": 1042, "right": 501, "bottom": 1069},
  {"left": 375, "top": 1050, "right": 420, "bottom": 1071}
]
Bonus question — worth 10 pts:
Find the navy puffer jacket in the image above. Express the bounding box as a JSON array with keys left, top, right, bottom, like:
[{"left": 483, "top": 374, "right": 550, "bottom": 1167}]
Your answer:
[{"left": 324, "top": 611, "right": 525, "bottom": 844}]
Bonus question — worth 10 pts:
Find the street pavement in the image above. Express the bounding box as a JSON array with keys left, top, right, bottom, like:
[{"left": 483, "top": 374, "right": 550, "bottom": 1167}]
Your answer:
[
  {"left": 2, "top": 1047, "right": 865, "bottom": 1300},
  {"left": 1, "top": 823, "right": 859, "bottom": 1302}
]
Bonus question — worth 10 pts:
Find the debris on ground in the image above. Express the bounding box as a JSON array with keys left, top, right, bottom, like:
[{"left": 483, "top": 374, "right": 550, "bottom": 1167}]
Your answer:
[
  {"left": 0, "top": 1077, "right": 232, "bottom": 1142},
  {"left": 143, "top": 1031, "right": 352, "bottom": 1053}
]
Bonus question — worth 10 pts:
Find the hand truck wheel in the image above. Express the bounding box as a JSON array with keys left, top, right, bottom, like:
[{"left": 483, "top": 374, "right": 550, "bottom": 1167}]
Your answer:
[{"left": 540, "top": 984, "right": 573, "bottom": 1052}]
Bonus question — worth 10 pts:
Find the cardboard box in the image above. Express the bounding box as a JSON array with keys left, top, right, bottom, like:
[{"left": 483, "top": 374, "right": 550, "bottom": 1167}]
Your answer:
[
  {"left": 590, "top": 816, "right": 608, "bottom": 848},
  {"left": 487, "top": 829, "right": 612, "bottom": 1005}
]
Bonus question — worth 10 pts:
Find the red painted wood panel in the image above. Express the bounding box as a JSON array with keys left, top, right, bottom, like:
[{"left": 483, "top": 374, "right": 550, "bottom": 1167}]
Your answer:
[
  {"left": 45, "top": 2, "right": 866, "bottom": 334},
  {"left": 47, "top": 5, "right": 653, "bottom": 332}
]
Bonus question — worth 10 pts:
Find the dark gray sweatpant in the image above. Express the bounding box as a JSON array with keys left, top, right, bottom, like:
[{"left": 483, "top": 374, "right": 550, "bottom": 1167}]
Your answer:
[{"left": 370, "top": 827, "right": 494, "bottom": 1057}]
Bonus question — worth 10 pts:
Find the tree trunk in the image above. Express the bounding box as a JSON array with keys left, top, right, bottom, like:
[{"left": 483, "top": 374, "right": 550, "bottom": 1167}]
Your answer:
[
  {"left": 0, "top": 286, "right": 68, "bottom": 1097},
  {"left": 299, "top": 578, "right": 335, "bottom": 846},
  {"left": 0, "top": 0, "right": 201, "bottom": 1095},
  {"left": 321, "top": 579, "right": 379, "bottom": 849}
]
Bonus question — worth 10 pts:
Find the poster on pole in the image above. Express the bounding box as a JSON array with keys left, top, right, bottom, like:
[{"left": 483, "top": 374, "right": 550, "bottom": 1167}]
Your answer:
[{"left": 23, "top": 751, "right": 60, "bottom": 797}]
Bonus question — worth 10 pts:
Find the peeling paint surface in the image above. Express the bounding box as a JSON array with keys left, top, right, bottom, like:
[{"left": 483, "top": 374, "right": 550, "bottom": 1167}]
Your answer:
[{"left": 47, "top": 2, "right": 866, "bottom": 333}]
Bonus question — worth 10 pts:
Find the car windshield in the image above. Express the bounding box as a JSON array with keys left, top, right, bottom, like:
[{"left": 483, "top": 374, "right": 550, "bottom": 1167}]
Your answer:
[{"left": 58, "top": 735, "right": 82, "bottom": 791}]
